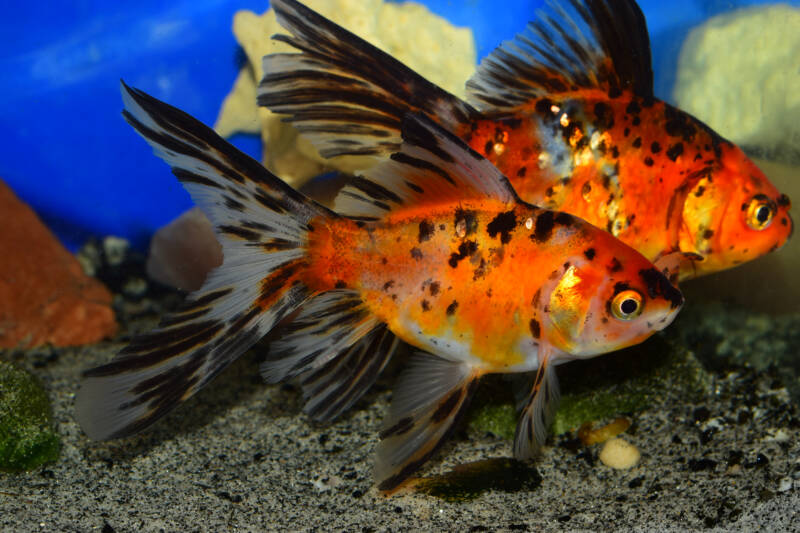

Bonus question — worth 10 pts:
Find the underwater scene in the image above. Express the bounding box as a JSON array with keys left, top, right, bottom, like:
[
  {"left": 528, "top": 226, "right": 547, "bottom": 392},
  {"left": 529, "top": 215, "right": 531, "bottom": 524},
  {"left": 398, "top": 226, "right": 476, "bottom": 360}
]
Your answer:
[{"left": 1, "top": 0, "right": 799, "bottom": 530}]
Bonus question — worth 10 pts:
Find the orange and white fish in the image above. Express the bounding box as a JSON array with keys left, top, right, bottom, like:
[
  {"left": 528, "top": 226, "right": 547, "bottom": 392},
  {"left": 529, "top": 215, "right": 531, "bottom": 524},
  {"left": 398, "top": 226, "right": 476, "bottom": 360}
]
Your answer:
[
  {"left": 76, "top": 83, "right": 682, "bottom": 491},
  {"left": 258, "top": 0, "right": 793, "bottom": 282}
]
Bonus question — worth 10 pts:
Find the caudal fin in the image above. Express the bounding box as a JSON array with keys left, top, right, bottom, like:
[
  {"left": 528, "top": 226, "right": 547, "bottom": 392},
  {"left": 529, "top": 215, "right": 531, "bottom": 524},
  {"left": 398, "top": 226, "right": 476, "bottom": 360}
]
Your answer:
[
  {"left": 75, "top": 82, "right": 337, "bottom": 440},
  {"left": 257, "top": 0, "right": 476, "bottom": 160}
]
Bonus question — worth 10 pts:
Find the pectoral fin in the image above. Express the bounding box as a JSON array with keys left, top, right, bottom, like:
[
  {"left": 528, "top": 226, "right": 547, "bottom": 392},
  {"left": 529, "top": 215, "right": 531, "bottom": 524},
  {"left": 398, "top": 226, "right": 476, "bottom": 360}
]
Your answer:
[{"left": 514, "top": 350, "right": 560, "bottom": 460}]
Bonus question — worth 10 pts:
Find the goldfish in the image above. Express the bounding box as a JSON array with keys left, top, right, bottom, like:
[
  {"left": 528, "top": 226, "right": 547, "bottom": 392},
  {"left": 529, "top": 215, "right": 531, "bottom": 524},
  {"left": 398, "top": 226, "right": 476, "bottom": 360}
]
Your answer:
[
  {"left": 76, "top": 82, "right": 682, "bottom": 492},
  {"left": 258, "top": 0, "right": 793, "bottom": 282}
]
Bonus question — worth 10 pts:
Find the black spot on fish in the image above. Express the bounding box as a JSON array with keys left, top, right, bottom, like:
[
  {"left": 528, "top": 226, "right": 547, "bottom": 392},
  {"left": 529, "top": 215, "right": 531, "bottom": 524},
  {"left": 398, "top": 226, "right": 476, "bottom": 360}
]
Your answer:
[
  {"left": 584, "top": 248, "right": 596, "bottom": 260},
  {"left": 650, "top": 141, "right": 661, "bottom": 154},
  {"left": 611, "top": 146, "right": 620, "bottom": 159},
  {"left": 429, "top": 281, "right": 440, "bottom": 296},
  {"left": 410, "top": 247, "right": 423, "bottom": 261},
  {"left": 473, "top": 258, "right": 488, "bottom": 281},
  {"left": 535, "top": 98, "right": 554, "bottom": 115},
  {"left": 594, "top": 102, "right": 614, "bottom": 131},
  {"left": 694, "top": 186, "right": 705, "bottom": 198},
  {"left": 517, "top": 166, "right": 527, "bottom": 178},
  {"left": 335, "top": 280, "right": 347, "bottom": 289},
  {"left": 382, "top": 280, "right": 394, "bottom": 291},
  {"left": 582, "top": 182, "right": 592, "bottom": 196},
  {"left": 632, "top": 116, "right": 641, "bottom": 126},
  {"left": 431, "top": 389, "right": 462, "bottom": 423},
  {"left": 529, "top": 319, "right": 541, "bottom": 339},
  {"left": 644, "top": 157, "right": 654, "bottom": 167},
  {"left": 446, "top": 300, "right": 458, "bottom": 316},
  {"left": 554, "top": 212, "right": 573, "bottom": 227},
  {"left": 702, "top": 229, "right": 714, "bottom": 240},
  {"left": 632, "top": 137, "right": 642, "bottom": 148},
  {"left": 484, "top": 140, "right": 494, "bottom": 156},
  {"left": 666, "top": 143, "right": 684, "bottom": 162},
  {"left": 448, "top": 240, "right": 478, "bottom": 268},
  {"left": 664, "top": 107, "right": 701, "bottom": 145},
  {"left": 418, "top": 219, "right": 435, "bottom": 243},
  {"left": 532, "top": 211, "right": 556, "bottom": 242},
  {"left": 639, "top": 268, "right": 683, "bottom": 309},
  {"left": 487, "top": 210, "right": 517, "bottom": 244},
  {"left": 421, "top": 300, "right": 431, "bottom": 312},
  {"left": 623, "top": 127, "right": 630, "bottom": 137},
  {"left": 777, "top": 194, "right": 791, "bottom": 207},
  {"left": 626, "top": 101, "right": 641, "bottom": 115},
  {"left": 545, "top": 186, "right": 555, "bottom": 198},
  {"left": 608, "top": 257, "right": 623, "bottom": 273}
]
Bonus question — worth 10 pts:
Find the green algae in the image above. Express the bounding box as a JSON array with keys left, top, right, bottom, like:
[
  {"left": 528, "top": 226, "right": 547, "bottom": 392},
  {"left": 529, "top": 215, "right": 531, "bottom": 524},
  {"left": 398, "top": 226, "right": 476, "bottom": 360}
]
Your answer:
[
  {"left": 0, "top": 360, "right": 60, "bottom": 472},
  {"left": 414, "top": 458, "right": 541, "bottom": 502},
  {"left": 468, "top": 335, "right": 712, "bottom": 440}
]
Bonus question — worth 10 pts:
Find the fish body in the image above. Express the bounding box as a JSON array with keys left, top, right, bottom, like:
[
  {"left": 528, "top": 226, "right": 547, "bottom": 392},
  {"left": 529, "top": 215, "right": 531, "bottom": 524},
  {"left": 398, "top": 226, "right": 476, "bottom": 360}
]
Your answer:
[
  {"left": 460, "top": 94, "right": 792, "bottom": 277},
  {"left": 77, "top": 83, "right": 681, "bottom": 492},
  {"left": 309, "top": 200, "right": 676, "bottom": 371},
  {"left": 258, "top": 0, "right": 793, "bottom": 282}
]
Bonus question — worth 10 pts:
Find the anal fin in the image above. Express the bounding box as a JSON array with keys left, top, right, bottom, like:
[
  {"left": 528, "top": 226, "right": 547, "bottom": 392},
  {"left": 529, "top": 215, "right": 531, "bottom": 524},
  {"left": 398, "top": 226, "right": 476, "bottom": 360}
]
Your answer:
[
  {"left": 376, "top": 353, "right": 480, "bottom": 493},
  {"left": 299, "top": 325, "right": 399, "bottom": 422}
]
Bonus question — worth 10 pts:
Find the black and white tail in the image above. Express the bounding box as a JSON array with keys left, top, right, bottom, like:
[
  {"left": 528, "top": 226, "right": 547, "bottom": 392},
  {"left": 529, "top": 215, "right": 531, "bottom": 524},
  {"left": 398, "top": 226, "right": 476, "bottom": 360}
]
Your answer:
[
  {"left": 257, "top": 0, "right": 477, "bottom": 160},
  {"left": 76, "top": 82, "right": 357, "bottom": 440}
]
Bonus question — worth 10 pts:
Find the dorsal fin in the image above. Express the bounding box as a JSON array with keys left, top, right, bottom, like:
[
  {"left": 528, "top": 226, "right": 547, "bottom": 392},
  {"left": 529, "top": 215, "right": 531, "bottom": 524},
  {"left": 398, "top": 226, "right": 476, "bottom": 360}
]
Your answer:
[
  {"left": 467, "top": 0, "right": 653, "bottom": 113},
  {"left": 258, "top": 0, "right": 477, "bottom": 161},
  {"left": 333, "top": 113, "right": 520, "bottom": 220}
]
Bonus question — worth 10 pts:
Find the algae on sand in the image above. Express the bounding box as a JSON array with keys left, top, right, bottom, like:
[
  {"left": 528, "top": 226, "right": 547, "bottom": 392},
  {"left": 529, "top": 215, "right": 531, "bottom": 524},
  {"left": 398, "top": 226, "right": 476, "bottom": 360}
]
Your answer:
[
  {"left": 468, "top": 335, "right": 712, "bottom": 440},
  {"left": 0, "top": 360, "right": 60, "bottom": 472}
]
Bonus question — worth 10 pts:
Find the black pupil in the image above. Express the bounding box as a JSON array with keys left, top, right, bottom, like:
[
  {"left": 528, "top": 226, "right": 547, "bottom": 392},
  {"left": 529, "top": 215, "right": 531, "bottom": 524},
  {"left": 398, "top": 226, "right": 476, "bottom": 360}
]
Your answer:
[
  {"left": 620, "top": 298, "right": 638, "bottom": 315},
  {"left": 756, "top": 205, "right": 771, "bottom": 223}
]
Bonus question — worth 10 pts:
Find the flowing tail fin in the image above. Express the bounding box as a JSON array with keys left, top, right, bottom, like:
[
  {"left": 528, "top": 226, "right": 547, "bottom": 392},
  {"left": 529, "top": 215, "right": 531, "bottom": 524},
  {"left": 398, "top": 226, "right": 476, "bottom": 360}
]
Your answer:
[
  {"left": 257, "top": 0, "right": 477, "bottom": 161},
  {"left": 75, "top": 82, "right": 339, "bottom": 440}
]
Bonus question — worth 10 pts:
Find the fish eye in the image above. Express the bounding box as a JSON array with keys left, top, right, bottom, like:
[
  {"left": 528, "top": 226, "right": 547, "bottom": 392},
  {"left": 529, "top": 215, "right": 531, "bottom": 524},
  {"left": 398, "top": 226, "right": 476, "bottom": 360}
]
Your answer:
[
  {"left": 745, "top": 195, "right": 775, "bottom": 230},
  {"left": 610, "top": 290, "right": 644, "bottom": 321}
]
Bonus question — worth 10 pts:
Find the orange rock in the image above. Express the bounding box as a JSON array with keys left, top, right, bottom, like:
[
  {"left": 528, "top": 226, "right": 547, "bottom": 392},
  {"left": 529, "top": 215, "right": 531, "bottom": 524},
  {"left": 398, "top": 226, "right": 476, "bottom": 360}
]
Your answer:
[{"left": 0, "top": 180, "right": 117, "bottom": 348}]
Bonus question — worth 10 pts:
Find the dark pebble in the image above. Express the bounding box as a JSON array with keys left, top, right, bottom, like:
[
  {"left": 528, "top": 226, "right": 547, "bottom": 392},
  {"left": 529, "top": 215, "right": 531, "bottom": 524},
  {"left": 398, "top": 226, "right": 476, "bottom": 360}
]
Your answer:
[
  {"left": 102, "top": 523, "right": 116, "bottom": 533},
  {"left": 727, "top": 450, "right": 744, "bottom": 467},
  {"left": 688, "top": 458, "right": 717, "bottom": 472},
  {"left": 351, "top": 489, "right": 363, "bottom": 498},
  {"left": 558, "top": 515, "right": 572, "bottom": 522},
  {"left": 628, "top": 476, "right": 644, "bottom": 489},
  {"left": 692, "top": 407, "right": 710, "bottom": 423},
  {"left": 737, "top": 410, "right": 752, "bottom": 424},
  {"left": 699, "top": 428, "right": 716, "bottom": 445}
]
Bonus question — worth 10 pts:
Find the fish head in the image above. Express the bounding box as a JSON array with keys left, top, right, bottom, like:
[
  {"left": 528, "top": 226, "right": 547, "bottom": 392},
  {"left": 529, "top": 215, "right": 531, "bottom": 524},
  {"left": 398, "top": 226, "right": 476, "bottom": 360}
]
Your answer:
[
  {"left": 681, "top": 143, "right": 792, "bottom": 276},
  {"left": 539, "top": 233, "right": 683, "bottom": 357}
]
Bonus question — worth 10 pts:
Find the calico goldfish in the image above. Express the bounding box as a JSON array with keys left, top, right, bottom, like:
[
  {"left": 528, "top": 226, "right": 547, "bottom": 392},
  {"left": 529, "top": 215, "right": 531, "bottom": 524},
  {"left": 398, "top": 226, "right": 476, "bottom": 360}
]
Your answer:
[
  {"left": 258, "top": 0, "right": 793, "bottom": 282},
  {"left": 76, "top": 82, "right": 682, "bottom": 491}
]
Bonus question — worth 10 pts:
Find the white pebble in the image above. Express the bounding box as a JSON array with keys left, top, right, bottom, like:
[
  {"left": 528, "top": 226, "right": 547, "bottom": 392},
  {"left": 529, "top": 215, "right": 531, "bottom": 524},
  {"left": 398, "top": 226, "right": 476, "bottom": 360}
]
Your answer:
[{"left": 599, "top": 438, "right": 641, "bottom": 470}]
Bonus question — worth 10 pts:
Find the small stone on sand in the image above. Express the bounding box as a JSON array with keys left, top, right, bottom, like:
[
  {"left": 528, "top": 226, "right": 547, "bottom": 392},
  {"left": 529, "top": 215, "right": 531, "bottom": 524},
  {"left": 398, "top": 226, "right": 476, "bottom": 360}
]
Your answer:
[{"left": 599, "top": 437, "right": 641, "bottom": 469}]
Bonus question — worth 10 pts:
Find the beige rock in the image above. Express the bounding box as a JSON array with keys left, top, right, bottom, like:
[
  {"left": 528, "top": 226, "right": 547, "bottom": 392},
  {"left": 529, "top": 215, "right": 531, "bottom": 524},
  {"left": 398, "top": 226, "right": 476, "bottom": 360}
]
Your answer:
[
  {"left": 146, "top": 207, "right": 223, "bottom": 292},
  {"left": 598, "top": 437, "right": 641, "bottom": 470},
  {"left": 214, "top": 0, "right": 476, "bottom": 187},
  {"left": 674, "top": 4, "right": 800, "bottom": 163}
]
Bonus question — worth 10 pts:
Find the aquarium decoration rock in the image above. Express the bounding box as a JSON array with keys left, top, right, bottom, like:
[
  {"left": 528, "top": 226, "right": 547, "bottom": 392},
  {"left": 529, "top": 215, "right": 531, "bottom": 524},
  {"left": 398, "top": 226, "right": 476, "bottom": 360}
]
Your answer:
[
  {"left": 214, "top": 0, "right": 477, "bottom": 187},
  {"left": 674, "top": 4, "right": 800, "bottom": 165},
  {"left": 0, "top": 360, "right": 60, "bottom": 472},
  {"left": 146, "top": 207, "right": 222, "bottom": 292},
  {"left": 0, "top": 179, "right": 117, "bottom": 348}
]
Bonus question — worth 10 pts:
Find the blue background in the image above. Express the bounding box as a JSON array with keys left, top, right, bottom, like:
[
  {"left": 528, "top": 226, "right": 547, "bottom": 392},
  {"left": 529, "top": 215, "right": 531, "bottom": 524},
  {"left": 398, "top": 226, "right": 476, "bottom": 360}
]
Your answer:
[{"left": 0, "top": 0, "right": 791, "bottom": 250}]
